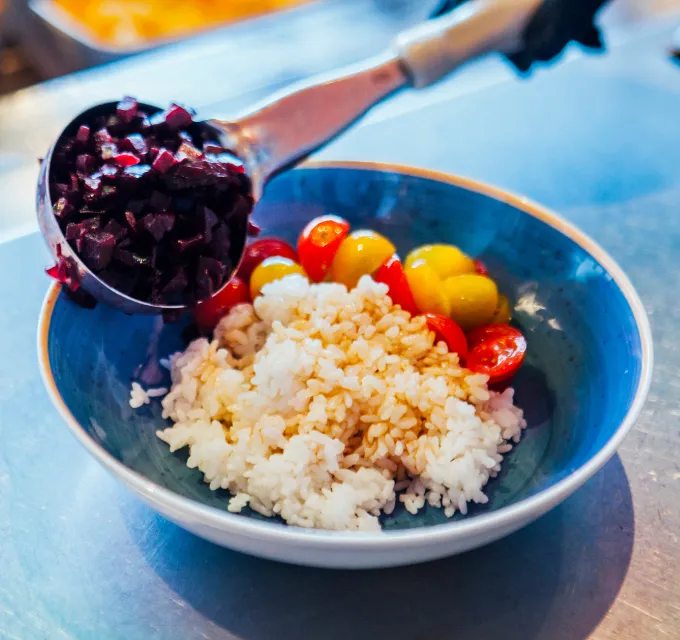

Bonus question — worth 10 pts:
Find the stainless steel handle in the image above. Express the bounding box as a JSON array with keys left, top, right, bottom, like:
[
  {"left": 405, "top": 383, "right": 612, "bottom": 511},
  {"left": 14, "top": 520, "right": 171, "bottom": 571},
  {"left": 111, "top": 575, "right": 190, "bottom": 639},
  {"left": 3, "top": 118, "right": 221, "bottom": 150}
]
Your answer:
[
  {"left": 209, "top": 0, "right": 541, "bottom": 197},
  {"left": 210, "top": 53, "right": 406, "bottom": 198}
]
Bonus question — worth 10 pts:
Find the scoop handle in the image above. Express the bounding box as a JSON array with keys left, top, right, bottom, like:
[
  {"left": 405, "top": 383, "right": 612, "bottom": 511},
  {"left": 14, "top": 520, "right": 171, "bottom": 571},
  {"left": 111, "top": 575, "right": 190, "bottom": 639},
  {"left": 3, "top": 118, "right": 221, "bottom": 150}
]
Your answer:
[
  {"left": 396, "top": 0, "right": 542, "bottom": 88},
  {"left": 210, "top": 0, "right": 541, "bottom": 194}
]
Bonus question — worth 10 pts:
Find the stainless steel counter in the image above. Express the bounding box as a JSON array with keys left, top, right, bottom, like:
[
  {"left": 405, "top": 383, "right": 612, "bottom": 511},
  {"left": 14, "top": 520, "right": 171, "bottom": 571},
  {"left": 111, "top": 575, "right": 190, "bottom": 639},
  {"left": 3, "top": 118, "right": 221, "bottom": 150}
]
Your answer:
[{"left": 1, "top": 6, "right": 680, "bottom": 639}]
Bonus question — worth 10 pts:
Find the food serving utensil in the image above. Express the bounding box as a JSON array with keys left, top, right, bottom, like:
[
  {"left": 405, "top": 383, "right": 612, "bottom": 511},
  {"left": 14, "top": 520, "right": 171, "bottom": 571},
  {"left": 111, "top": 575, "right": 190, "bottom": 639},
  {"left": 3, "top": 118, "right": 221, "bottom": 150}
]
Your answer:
[{"left": 37, "top": 0, "right": 541, "bottom": 314}]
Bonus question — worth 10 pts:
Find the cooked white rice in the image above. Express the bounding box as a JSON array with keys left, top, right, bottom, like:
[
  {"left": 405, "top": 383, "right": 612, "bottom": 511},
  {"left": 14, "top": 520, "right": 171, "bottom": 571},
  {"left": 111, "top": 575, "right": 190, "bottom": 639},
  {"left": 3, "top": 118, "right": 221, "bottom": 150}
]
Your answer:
[{"left": 152, "top": 275, "right": 525, "bottom": 531}]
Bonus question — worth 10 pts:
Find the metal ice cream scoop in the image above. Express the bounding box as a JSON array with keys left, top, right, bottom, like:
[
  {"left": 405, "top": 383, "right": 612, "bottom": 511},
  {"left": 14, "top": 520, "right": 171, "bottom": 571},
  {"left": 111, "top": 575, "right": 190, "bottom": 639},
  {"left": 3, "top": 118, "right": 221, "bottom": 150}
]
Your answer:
[{"left": 37, "top": 0, "right": 541, "bottom": 314}]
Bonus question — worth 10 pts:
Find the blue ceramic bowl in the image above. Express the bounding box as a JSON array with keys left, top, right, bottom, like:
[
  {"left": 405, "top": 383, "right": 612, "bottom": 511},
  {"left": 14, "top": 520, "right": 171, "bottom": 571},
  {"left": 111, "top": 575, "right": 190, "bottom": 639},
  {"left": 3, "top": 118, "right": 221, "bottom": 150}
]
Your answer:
[{"left": 38, "top": 162, "right": 652, "bottom": 568}]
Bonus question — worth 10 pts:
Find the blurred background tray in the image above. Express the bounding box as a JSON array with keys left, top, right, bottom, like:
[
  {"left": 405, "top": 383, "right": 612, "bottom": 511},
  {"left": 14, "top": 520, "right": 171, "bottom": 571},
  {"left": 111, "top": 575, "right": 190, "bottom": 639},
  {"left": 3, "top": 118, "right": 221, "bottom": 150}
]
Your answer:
[{"left": 1, "top": 0, "right": 448, "bottom": 81}]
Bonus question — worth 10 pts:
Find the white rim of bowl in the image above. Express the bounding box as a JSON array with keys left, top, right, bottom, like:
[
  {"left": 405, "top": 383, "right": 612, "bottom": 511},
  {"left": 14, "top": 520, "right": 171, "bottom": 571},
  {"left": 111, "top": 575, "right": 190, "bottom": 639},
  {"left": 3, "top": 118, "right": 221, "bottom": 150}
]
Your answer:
[{"left": 37, "top": 161, "right": 654, "bottom": 550}]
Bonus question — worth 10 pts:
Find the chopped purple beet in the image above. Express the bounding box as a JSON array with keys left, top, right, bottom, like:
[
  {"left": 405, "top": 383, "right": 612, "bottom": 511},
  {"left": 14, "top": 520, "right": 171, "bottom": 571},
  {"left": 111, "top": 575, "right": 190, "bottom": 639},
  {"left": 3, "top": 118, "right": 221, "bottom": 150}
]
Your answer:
[
  {"left": 162, "top": 267, "right": 188, "bottom": 294},
  {"left": 151, "top": 148, "right": 176, "bottom": 174},
  {"left": 120, "top": 164, "right": 152, "bottom": 184},
  {"left": 83, "top": 173, "right": 102, "bottom": 194},
  {"left": 53, "top": 197, "right": 74, "bottom": 220},
  {"left": 75, "top": 125, "right": 91, "bottom": 144},
  {"left": 81, "top": 230, "right": 116, "bottom": 271},
  {"left": 163, "top": 104, "right": 193, "bottom": 130},
  {"left": 149, "top": 190, "right": 171, "bottom": 211},
  {"left": 100, "top": 164, "right": 119, "bottom": 180},
  {"left": 94, "top": 128, "right": 113, "bottom": 147},
  {"left": 75, "top": 154, "right": 96, "bottom": 176},
  {"left": 114, "top": 152, "right": 141, "bottom": 167},
  {"left": 124, "top": 210, "right": 138, "bottom": 231},
  {"left": 48, "top": 97, "right": 252, "bottom": 307},
  {"left": 142, "top": 212, "right": 175, "bottom": 242},
  {"left": 103, "top": 219, "right": 127, "bottom": 242},
  {"left": 176, "top": 233, "right": 204, "bottom": 254},
  {"left": 65, "top": 216, "right": 102, "bottom": 240},
  {"left": 120, "top": 134, "right": 148, "bottom": 156},
  {"left": 176, "top": 140, "right": 202, "bottom": 162},
  {"left": 117, "top": 97, "right": 138, "bottom": 124},
  {"left": 100, "top": 143, "right": 118, "bottom": 160},
  {"left": 113, "top": 247, "right": 149, "bottom": 268},
  {"left": 202, "top": 142, "right": 225, "bottom": 155}
]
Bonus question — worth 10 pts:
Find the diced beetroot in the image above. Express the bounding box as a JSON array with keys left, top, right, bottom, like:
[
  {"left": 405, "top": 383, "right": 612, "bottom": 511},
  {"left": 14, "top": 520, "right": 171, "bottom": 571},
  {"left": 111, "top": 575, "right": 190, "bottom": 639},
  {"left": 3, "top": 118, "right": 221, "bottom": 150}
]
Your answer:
[
  {"left": 99, "top": 164, "right": 119, "bottom": 180},
  {"left": 75, "top": 125, "right": 91, "bottom": 144},
  {"left": 117, "top": 97, "right": 138, "bottom": 124},
  {"left": 198, "top": 256, "right": 225, "bottom": 289},
  {"left": 65, "top": 216, "right": 101, "bottom": 240},
  {"left": 247, "top": 219, "right": 261, "bottom": 237},
  {"left": 149, "top": 190, "right": 171, "bottom": 211},
  {"left": 142, "top": 212, "right": 175, "bottom": 242},
  {"left": 82, "top": 231, "right": 116, "bottom": 271},
  {"left": 94, "top": 128, "right": 113, "bottom": 147},
  {"left": 103, "top": 219, "right": 127, "bottom": 242},
  {"left": 124, "top": 210, "right": 138, "bottom": 231},
  {"left": 114, "top": 152, "right": 141, "bottom": 167},
  {"left": 162, "top": 267, "right": 188, "bottom": 294},
  {"left": 83, "top": 174, "right": 102, "bottom": 194},
  {"left": 75, "top": 154, "right": 96, "bottom": 176},
  {"left": 176, "top": 233, "right": 204, "bottom": 253},
  {"left": 49, "top": 98, "right": 250, "bottom": 306},
  {"left": 120, "top": 164, "right": 152, "bottom": 184},
  {"left": 100, "top": 143, "right": 118, "bottom": 160},
  {"left": 210, "top": 223, "right": 231, "bottom": 262},
  {"left": 176, "top": 140, "right": 202, "bottom": 162},
  {"left": 113, "top": 247, "right": 149, "bottom": 268},
  {"left": 120, "top": 134, "right": 148, "bottom": 156},
  {"left": 151, "top": 148, "right": 176, "bottom": 174},
  {"left": 201, "top": 206, "right": 219, "bottom": 243},
  {"left": 163, "top": 104, "right": 193, "bottom": 130},
  {"left": 53, "top": 197, "right": 74, "bottom": 219},
  {"left": 202, "top": 142, "right": 225, "bottom": 155}
]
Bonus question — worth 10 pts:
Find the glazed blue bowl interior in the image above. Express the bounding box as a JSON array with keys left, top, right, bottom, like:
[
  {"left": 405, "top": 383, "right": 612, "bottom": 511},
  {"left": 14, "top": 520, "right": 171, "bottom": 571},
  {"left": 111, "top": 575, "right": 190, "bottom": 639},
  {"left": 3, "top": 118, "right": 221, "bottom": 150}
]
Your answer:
[{"left": 44, "top": 166, "right": 645, "bottom": 530}]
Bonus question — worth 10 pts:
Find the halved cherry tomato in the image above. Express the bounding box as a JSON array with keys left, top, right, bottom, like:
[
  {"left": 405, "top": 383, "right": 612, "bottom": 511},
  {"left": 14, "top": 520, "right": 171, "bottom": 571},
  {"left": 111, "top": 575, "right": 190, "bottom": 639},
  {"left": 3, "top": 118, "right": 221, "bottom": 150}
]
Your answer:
[
  {"left": 297, "top": 215, "right": 350, "bottom": 282},
  {"left": 237, "top": 238, "right": 297, "bottom": 283},
  {"left": 466, "top": 324, "right": 526, "bottom": 383},
  {"left": 490, "top": 294, "right": 512, "bottom": 325},
  {"left": 194, "top": 276, "right": 249, "bottom": 332},
  {"left": 474, "top": 259, "right": 489, "bottom": 276},
  {"left": 250, "top": 256, "right": 307, "bottom": 298},
  {"left": 442, "top": 274, "right": 498, "bottom": 331},
  {"left": 405, "top": 260, "right": 451, "bottom": 316},
  {"left": 330, "top": 230, "right": 395, "bottom": 289},
  {"left": 405, "top": 244, "right": 475, "bottom": 279},
  {"left": 423, "top": 313, "right": 468, "bottom": 363},
  {"left": 374, "top": 254, "right": 419, "bottom": 316}
]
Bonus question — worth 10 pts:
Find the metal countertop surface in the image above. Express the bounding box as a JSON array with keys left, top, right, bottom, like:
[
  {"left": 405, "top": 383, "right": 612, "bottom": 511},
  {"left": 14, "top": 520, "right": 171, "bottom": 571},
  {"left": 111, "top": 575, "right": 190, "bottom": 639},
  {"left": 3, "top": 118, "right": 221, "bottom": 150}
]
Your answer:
[{"left": 0, "top": 8, "right": 679, "bottom": 640}]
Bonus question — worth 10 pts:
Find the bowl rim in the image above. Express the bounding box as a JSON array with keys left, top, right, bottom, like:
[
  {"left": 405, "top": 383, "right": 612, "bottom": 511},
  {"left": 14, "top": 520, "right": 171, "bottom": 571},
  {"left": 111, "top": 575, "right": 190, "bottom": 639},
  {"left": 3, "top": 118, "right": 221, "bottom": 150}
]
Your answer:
[{"left": 37, "top": 160, "right": 654, "bottom": 549}]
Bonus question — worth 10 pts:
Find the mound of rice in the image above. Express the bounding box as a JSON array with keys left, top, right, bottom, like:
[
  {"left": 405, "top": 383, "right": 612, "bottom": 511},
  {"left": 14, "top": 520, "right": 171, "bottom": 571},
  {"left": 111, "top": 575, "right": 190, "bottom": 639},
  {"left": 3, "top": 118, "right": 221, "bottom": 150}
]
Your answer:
[{"left": 151, "top": 275, "right": 525, "bottom": 531}]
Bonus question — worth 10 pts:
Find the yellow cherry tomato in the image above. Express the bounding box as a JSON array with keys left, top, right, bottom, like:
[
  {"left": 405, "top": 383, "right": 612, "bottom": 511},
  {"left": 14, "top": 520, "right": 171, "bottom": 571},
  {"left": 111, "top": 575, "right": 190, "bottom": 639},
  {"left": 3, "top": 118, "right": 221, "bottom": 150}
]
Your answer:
[
  {"left": 443, "top": 274, "right": 499, "bottom": 331},
  {"left": 490, "top": 294, "right": 512, "bottom": 325},
  {"left": 330, "top": 230, "right": 396, "bottom": 289},
  {"left": 250, "top": 256, "right": 307, "bottom": 298},
  {"left": 405, "top": 260, "right": 451, "bottom": 316},
  {"left": 405, "top": 244, "right": 476, "bottom": 280}
]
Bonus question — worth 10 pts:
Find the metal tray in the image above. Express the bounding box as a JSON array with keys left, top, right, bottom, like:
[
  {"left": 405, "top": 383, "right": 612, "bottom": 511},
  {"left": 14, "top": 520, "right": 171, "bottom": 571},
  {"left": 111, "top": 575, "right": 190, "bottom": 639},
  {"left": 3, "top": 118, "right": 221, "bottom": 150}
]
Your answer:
[{"left": 21, "top": 0, "right": 443, "bottom": 78}]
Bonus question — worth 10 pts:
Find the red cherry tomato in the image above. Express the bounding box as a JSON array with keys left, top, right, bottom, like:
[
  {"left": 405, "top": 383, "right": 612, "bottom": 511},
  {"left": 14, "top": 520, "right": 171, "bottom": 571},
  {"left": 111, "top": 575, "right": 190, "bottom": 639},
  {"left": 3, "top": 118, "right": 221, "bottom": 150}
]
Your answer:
[
  {"left": 474, "top": 259, "right": 489, "bottom": 276},
  {"left": 423, "top": 313, "right": 468, "bottom": 363},
  {"left": 194, "top": 276, "right": 249, "bottom": 332},
  {"left": 466, "top": 324, "right": 523, "bottom": 349},
  {"left": 374, "top": 254, "right": 419, "bottom": 316},
  {"left": 237, "top": 238, "right": 297, "bottom": 283},
  {"left": 297, "top": 215, "right": 350, "bottom": 282},
  {"left": 466, "top": 325, "right": 526, "bottom": 383}
]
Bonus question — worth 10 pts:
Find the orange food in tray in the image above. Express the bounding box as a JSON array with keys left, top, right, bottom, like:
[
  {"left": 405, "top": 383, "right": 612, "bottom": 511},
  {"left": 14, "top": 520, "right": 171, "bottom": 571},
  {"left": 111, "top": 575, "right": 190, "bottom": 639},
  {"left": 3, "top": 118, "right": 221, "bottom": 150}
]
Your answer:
[{"left": 53, "top": 0, "right": 313, "bottom": 48}]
